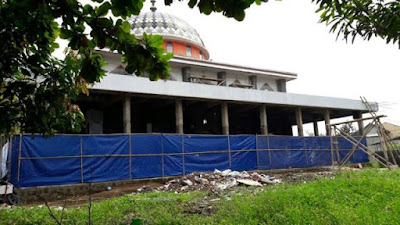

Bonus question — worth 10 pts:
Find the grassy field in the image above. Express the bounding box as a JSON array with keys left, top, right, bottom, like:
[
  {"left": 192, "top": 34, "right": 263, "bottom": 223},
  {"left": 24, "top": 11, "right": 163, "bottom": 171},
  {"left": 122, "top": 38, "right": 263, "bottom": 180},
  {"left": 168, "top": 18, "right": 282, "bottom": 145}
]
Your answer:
[{"left": 1, "top": 169, "right": 400, "bottom": 225}]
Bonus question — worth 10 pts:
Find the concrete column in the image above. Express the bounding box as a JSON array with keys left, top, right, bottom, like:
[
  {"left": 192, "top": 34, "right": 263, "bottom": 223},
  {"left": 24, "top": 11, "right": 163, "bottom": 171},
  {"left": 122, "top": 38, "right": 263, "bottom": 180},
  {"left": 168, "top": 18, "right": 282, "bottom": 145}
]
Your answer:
[
  {"left": 353, "top": 112, "right": 364, "bottom": 136},
  {"left": 221, "top": 102, "right": 229, "bottom": 135},
  {"left": 249, "top": 75, "right": 257, "bottom": 89},
  {"left": 259, "top": 105, "right": 268, "bottom": 135},
  {"left": 217, "top": 72, "right": 227, "bottom": 86},
  {"left": 313, "top": 120, "right": 319, "bottom": 136},
  {"left": 324, "top": 109, "right": 331, "bottom": 136},
  {"left": 182, "top": 67, "right": 191, "bottom": 82},
  {"left": 175, "top": 99, "right": 184, "bottom": 134},
  {"left": 276, "top": 79, "right": 287, "bottom": 92},
  {"left": 123, "top": 96, "right": 131, "bottom": 134},
  {"left": 295, "top": 107, "right": 304, "bottom": 136}
]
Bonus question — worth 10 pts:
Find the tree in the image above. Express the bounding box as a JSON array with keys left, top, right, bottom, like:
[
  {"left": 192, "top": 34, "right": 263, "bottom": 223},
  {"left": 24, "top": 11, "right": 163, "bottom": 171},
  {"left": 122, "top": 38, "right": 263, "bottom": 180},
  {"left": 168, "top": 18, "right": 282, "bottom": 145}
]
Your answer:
[
  {"left": 340, "top": 123, "right": 356, "bottom": 135},
  {"left": 0, "top": 0, "right": 172, "bottom": 136},
  {"left": 313, "top": 0, "right": 400, "bottom": 47},
  {"left": 1, "top": 0, "right": 398, "bottom": 136}
]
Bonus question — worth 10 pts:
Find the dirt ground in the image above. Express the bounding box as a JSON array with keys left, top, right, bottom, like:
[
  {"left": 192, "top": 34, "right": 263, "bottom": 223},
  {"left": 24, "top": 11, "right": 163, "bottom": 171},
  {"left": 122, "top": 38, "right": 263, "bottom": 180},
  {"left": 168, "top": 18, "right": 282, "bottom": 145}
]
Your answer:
[{"left": 18, "top": 166, "right": 361, "bottom": 207}]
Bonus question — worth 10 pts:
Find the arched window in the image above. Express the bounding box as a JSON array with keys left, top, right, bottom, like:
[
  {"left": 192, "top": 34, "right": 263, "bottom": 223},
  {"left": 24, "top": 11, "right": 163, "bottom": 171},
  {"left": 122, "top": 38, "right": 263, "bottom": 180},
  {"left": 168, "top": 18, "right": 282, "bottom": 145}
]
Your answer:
[
  {"left": 166, "top": 42, "right": 173, "bottom": 53},
  {"left": 199, "top": 51, "right": 203, "bottom": 60},
  {"left": 186, "top": 46, "right": 192, "bottom": 57}
]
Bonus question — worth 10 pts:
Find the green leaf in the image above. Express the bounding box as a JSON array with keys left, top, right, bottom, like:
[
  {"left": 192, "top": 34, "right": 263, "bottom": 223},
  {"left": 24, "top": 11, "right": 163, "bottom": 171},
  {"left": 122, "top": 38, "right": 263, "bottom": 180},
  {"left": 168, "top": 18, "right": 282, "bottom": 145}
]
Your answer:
[
  {"left": 120, "top": 21, "right": 131, "bottom": 33},
  {"left": 59, "top": 29, "right": 74, "bottom": 39},
  {"left": 188, "top": 0, "right": 197, "bottom": 8},
  {"left": 97, "top": 2, "right": 111, "bottom": 17},
  {"left": 234, "top": 10, "right": 246, "bottom": 21}
]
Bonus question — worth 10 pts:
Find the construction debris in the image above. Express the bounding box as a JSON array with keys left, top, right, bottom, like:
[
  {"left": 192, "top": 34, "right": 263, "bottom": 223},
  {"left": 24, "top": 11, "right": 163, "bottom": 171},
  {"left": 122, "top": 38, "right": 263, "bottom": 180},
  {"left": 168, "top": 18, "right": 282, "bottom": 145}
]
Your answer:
[
  {"left": 236, "top": 179, "right": 262, "bottom": 187},
  {"left": 132, "top": 169, "right": 282, "bottom": 194}
]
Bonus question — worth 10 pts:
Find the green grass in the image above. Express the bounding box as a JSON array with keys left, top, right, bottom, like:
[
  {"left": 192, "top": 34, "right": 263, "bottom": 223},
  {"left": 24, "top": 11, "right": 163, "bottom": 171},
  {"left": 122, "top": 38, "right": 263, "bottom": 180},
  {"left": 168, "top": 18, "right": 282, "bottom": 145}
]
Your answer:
[{"left": 2, "top": 169, "right": 400, "bottom": 225}]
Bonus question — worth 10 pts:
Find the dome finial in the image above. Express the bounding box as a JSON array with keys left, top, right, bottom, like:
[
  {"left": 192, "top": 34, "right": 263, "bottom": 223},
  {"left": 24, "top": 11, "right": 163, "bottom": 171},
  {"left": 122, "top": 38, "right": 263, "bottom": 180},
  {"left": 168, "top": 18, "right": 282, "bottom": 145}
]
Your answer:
[{"left": 150, "top": 0, "right": 157, "bottom": 12}]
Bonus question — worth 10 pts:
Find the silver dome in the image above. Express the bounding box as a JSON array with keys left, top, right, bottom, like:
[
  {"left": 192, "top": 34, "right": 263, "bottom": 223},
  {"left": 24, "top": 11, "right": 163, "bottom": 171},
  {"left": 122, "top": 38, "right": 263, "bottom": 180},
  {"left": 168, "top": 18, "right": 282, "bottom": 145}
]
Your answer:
[{"left": 128, "top": 11, "right": 207, "bottom": 49}]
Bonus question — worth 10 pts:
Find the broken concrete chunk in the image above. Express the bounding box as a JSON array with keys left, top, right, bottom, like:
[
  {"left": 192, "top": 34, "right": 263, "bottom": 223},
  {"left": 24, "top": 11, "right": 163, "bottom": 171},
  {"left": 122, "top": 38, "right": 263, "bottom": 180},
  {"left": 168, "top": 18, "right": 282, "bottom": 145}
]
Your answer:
[
  {"left": 183, "top": 179, "right": 193, "bottom": 186},
  {"left": 221, "top": 169, "right": 232, "bottom": 176},
  {"left": 214, "top": 169, "right": 222, "bottom": 174},
  {"left": 181, "top": 186, "right": 189, "bottom": 191},
  {"left": 200, "top": 178, "right": 209, "bottom": 184},
  {"left": 260, "top": 177, "right": 275, "bottom": 184},
  {"left": 228, "top": 171, "right": 240, "bottom": 177},
  {"left": 237, "top": 179, "right": 262, "bottom": 187}
]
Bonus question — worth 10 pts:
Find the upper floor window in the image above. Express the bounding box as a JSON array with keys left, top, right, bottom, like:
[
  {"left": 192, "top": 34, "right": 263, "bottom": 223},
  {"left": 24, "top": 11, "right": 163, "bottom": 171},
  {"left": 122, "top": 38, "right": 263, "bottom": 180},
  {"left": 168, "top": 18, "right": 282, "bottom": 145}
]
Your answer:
[
  {"left": 166, "top": 42, "right": 173, "bottom": 53},
  {"left": 186, "top": 46, "right": 192, "bottom": 57},
  {"left": 199, "top": 51, "right": 203, "bottom": 60}
]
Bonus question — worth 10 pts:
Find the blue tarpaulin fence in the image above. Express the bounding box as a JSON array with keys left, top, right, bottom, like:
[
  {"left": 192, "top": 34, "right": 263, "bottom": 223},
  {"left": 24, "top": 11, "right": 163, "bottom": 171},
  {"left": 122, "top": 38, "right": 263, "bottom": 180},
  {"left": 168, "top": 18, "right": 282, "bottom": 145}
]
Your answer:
[{"left": 8, "top": 134, "right": 369, "bottom": 187}]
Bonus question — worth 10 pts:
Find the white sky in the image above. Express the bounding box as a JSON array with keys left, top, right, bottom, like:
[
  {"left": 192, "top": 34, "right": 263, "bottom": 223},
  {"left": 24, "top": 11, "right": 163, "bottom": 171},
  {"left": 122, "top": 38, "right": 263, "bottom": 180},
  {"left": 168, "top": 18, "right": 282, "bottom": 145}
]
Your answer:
[{"left": 59, "top": 1, "right": 400, "bottom": 134}]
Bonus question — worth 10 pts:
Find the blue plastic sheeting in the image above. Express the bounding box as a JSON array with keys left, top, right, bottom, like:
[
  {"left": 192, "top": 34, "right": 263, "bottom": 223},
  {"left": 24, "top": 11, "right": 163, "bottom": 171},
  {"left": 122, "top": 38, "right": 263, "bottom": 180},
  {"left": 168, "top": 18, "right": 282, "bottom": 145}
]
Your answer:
[
  {"left": 82, "top": 135, "right": 129, "bottom": 155},
  {"left": 163, "top": 135, "right": 182, "bottom": 154},
  {"left": 164, "top": 155, "right": 183, "bottom": 176},
  {"left": 82, "top": 136, "right": 130, "bottom": 183},
  {"left": 230, "top": 136, "right": 256, "bottom": 150},
  {"left": 22, "top": 135, "right": 81, "bottom": 157},
  {"left": 9, "top": 134, "right": 370, "bottom": 187},
  {"left": 184, "top": 135, "right": 228, "bottom": 153},
  {"left": 230, "top": 151, "right": 258, "bottom": 171},
  {"left": 184, "top": 153, "right": 230, "bottom": 174},
  {"left": 132, "top": 156, "right": 162, "bottom": 179}
]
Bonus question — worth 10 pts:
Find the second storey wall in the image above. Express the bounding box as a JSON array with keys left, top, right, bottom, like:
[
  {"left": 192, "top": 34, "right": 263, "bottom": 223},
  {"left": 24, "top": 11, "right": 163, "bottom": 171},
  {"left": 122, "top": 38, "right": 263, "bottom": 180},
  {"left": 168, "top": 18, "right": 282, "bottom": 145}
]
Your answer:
[{"left": 102, "top": 52, "right": 285, "bottom": 92}]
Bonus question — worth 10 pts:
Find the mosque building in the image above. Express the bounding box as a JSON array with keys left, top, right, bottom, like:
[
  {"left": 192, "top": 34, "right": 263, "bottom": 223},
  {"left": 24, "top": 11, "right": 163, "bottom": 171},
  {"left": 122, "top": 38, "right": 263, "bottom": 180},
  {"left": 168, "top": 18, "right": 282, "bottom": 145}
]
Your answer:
[{"left": 84, "top": 3, "right": 373, "bottom": 137}]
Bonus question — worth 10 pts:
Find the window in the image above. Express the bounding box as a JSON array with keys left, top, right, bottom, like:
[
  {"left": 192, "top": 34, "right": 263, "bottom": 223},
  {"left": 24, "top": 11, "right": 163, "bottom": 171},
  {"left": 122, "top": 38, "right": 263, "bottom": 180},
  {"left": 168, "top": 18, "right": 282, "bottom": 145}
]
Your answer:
[
  {"left": 199, "top": 51, "right": 203, "bottom": 60},
  {"left": 186, "top": 46, "right": 192, "bottom": 57},
  {"left": 166, "top": 42, "right": 173, "bottom": 53}
]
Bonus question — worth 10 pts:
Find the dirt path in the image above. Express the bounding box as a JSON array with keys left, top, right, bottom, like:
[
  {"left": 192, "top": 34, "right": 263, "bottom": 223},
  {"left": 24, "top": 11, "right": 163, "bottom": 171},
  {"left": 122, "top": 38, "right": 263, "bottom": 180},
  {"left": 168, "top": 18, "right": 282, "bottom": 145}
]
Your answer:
[{"left": 18, "top": 166, "right": 360, "bottom": 207}]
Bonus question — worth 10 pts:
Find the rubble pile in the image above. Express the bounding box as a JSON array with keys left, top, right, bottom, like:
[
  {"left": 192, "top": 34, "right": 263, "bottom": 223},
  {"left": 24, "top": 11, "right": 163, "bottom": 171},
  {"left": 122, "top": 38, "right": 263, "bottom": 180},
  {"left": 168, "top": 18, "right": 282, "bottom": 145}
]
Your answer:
[
  {"left": 146, "top": 169, "right": 282, "bottom": 193},
  {"left": 0, "top": 203, "right": 16, "bottom": 209}
]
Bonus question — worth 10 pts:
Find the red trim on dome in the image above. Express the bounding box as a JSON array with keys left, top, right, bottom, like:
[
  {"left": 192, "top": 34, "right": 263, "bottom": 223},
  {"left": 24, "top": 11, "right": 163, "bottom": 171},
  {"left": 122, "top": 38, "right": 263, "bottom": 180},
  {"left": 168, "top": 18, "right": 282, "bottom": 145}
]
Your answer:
[{"left": 162, "top": 40, "right": 209, "bottom": 60}]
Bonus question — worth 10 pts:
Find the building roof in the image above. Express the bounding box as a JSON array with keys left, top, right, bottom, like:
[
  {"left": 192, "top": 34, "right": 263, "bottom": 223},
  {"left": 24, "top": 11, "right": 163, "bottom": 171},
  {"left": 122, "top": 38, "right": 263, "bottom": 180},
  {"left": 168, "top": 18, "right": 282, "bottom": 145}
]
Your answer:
[
  {"left": 382, "top": 122, "right": 400, "bottom": 139},
  {"left": 364, "top": 122, "right": 400, "bottom": 139},
  {"left": 97, "top": 50, "right": 298, "bottom": 80},
  {"left": 170, "top": 56, "right": 297, "bottom": 80},
  {"left": 92, "top": 74, "right": 370, "bottom": 114},
  {"left": 128, "top": 11, "right": 206, "bottom": 49}
]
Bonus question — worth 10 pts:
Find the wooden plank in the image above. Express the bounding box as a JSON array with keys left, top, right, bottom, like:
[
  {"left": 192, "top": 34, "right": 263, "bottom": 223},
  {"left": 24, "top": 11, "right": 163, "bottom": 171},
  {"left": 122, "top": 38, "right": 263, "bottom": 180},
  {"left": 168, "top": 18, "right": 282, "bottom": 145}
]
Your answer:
[{"left": 329, "top": 115, "right": 386, "bottom": 127}]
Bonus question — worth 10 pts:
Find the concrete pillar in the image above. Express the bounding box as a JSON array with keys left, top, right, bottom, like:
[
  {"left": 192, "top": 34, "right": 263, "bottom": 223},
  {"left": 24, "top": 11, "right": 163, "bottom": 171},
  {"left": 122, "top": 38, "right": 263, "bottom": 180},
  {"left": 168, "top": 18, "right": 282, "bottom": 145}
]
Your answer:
[
  {"left": 324, "top": 109, "right": 331, "bottom": 136},
  {"left": 353, "top": 112, "right": 364, "bottom": 136},
  {"left": 277, "top": 79, "right": 287, "bottom": 92},
  {"left": 295, "top": 107, "right": 304, "bottom": 136},
  {"left": 249, "top": 75, "right": 257, "bottom": 89},
  {"left": 123, "top": 96, "right": 131, "bottom": 134},
  {"left": 259, "top": 105, "right": 268, "bottom": 135},
  {"left": 313, "top": 120, "right": 319, "bottom": 136},
  {"left": 175, "top": 99, "right": 184, "bottom": 134},
  {"left": 182, "top": 67, "right": 191, "bottom": 82},
  {"left": 217, "top": 72, "right": 227, "bottom": 86},
  {"left": 221, "top": 102, "right": 229, "bottom": 135}
]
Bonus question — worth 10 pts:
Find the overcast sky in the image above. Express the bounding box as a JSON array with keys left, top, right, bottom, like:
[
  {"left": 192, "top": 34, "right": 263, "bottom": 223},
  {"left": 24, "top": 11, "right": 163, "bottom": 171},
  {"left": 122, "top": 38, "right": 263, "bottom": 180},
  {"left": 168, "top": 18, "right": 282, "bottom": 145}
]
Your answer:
[{"left": 146, "top": 0, "right": 400, "bottom": 132}]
